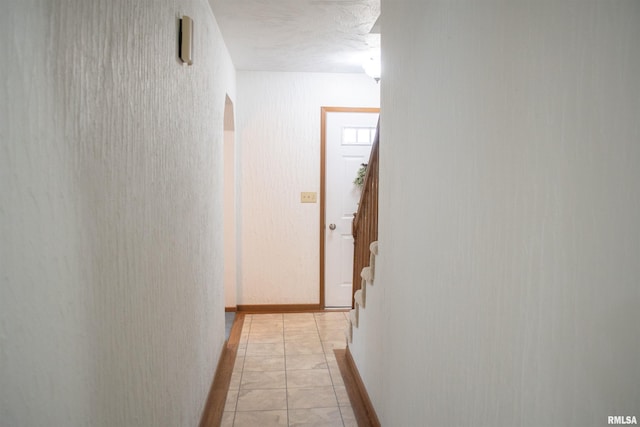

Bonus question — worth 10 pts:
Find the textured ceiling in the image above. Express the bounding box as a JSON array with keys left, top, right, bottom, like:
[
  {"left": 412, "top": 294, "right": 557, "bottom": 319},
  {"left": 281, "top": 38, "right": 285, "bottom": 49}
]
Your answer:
[{"left": 209, "top": 0, "right": 380, "bottom": 73}]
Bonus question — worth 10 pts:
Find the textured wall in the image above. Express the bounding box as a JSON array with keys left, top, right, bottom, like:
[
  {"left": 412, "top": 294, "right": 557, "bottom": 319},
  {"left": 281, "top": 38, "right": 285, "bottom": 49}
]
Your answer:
[
  {"left": 237, "top": 72, "right": 379, "bottom": 305},
  {"left": 351, "top": 1, "right": 640, "bottom": 425},
  {"left": 224, "top": 129, "right": 237, "bottom": 308},
  {"left": 0, "top": 1, "right": 235, "bottom": 426}
]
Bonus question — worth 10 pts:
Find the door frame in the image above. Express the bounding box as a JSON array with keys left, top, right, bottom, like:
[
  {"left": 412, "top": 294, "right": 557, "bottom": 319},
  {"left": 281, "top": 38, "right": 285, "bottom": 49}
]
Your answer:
[{"left": 320, "top": 106, "right": 380, "bottom": 308}]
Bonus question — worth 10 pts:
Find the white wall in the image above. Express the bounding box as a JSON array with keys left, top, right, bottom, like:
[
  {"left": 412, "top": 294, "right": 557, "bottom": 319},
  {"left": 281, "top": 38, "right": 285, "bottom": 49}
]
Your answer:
[
  {"left": 351, "top": 1, "right": 640, "bottom": 425},
  {"left": 237, "top": 72, "right": 379, "bottom": 305},
  {"left": 0, "top": 1, "right": 235, "bottom": 426},
  {"left": 224, "top": 95, "right": 237, "bottom": 308},
  {"left": 224, "top": 129, "right": 237, "bottom": 308}
]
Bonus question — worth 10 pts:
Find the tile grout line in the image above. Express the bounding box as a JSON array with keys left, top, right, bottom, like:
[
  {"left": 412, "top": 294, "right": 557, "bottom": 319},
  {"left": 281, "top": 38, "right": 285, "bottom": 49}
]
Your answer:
[
  {"left": 281, "top": 313, "right": 289, "bottom": 427},
  {"left": 321, "top": 313, "right": 346, "bottom": 426},
  {"left": 236, "top": 314, "right": 284, "bottom": 426},
  {"left": 234, "top": 312, "right": 349, "bottom": 426},
  {"left": 315, "top": 313, "right": 347, "bottom": 427},
  {"left": 230, "top": 315, "right": 250, "bottom": 426},
  {"left": 229, "top": 317, "right": 242, "bottom": 426},
  {"left": 335, "top": 311, "right": 348, "bottom": 425}
]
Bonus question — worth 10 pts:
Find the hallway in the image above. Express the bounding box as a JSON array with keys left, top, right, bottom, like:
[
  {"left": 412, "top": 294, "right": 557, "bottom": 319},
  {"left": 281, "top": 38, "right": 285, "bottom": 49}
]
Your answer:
[{"left": 221, "top": 312, "right": 356, "bottom": 426}]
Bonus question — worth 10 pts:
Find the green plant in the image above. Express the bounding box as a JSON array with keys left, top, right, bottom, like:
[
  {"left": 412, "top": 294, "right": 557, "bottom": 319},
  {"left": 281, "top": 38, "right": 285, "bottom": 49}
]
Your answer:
[{"left": 353, "top": 163, "right": 368, "bottom": 188}]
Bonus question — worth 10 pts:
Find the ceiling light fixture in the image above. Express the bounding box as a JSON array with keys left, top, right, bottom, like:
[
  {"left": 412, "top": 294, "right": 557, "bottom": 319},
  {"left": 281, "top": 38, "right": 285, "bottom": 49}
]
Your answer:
[{"left": 362, "top": 56, "right": 381, "bottom": 83}]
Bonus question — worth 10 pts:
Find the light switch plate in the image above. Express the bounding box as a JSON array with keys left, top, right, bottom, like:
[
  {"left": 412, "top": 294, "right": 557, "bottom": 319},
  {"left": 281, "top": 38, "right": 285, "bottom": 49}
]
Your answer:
[
  {"left": 301, "top": 192, "right": 317, "bottom": 203},
  {"left": 180, "top": 16, "right": 193, "bottom": 65}
]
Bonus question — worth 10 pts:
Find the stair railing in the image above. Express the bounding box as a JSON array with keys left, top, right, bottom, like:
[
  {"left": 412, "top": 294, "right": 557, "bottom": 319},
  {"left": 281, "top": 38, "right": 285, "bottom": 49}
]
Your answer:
[{"left": 351, "top": 120, "right": 380, "bottom": 308}]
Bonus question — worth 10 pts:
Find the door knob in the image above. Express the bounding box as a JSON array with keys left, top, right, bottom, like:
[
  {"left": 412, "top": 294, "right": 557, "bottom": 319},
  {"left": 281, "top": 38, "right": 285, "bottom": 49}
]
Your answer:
[{"left": 329, "top": 223, "right": 336, "bottom": 230}]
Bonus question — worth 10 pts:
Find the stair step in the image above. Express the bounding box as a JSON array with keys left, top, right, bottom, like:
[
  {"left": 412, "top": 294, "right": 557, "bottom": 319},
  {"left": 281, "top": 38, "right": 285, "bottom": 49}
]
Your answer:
[
  {"left": 349, "top": 241, "right": 379, "bottom": 346},
  {"left": 370, "top": 241, "right": 378, "bottom": 256},
  {"left": 368, "top": 241, "right": 378, "bottom": 281},
  {"left": 350, "top": 308, "right": 358, "bottom": 328},
  {"left": 369, "top": 253, "right": 376, "bottom": 278},
  {"left": 354, "top": 289, "right": 364, "bottom": 308},
  {"left": 361, "top": 266, "right": 373, "bottom": 283}
]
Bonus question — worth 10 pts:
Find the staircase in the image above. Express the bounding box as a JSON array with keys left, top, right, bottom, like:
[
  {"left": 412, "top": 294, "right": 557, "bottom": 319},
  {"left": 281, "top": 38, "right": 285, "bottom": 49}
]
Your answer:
[
  {"left": 347, "top": 241, "right": 378, "bottom": 343},
  {"left": 341, "top": 120, "right": 382, "bottom": 426},
  {"left": 347, "top": 119, "right": 380, "bottom": 343}
]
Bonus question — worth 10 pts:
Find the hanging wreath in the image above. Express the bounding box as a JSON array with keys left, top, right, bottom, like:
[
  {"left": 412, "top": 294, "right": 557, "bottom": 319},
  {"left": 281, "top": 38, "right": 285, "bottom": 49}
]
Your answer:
[{"left": 353, "top": 163, "right": 368, "bottom": 188}]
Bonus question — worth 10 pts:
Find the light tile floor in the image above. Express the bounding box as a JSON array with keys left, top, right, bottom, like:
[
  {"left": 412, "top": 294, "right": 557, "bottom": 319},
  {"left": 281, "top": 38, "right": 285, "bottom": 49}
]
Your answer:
[{"left": 221, "top": 312, "right": 357, "bottom": 427}]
